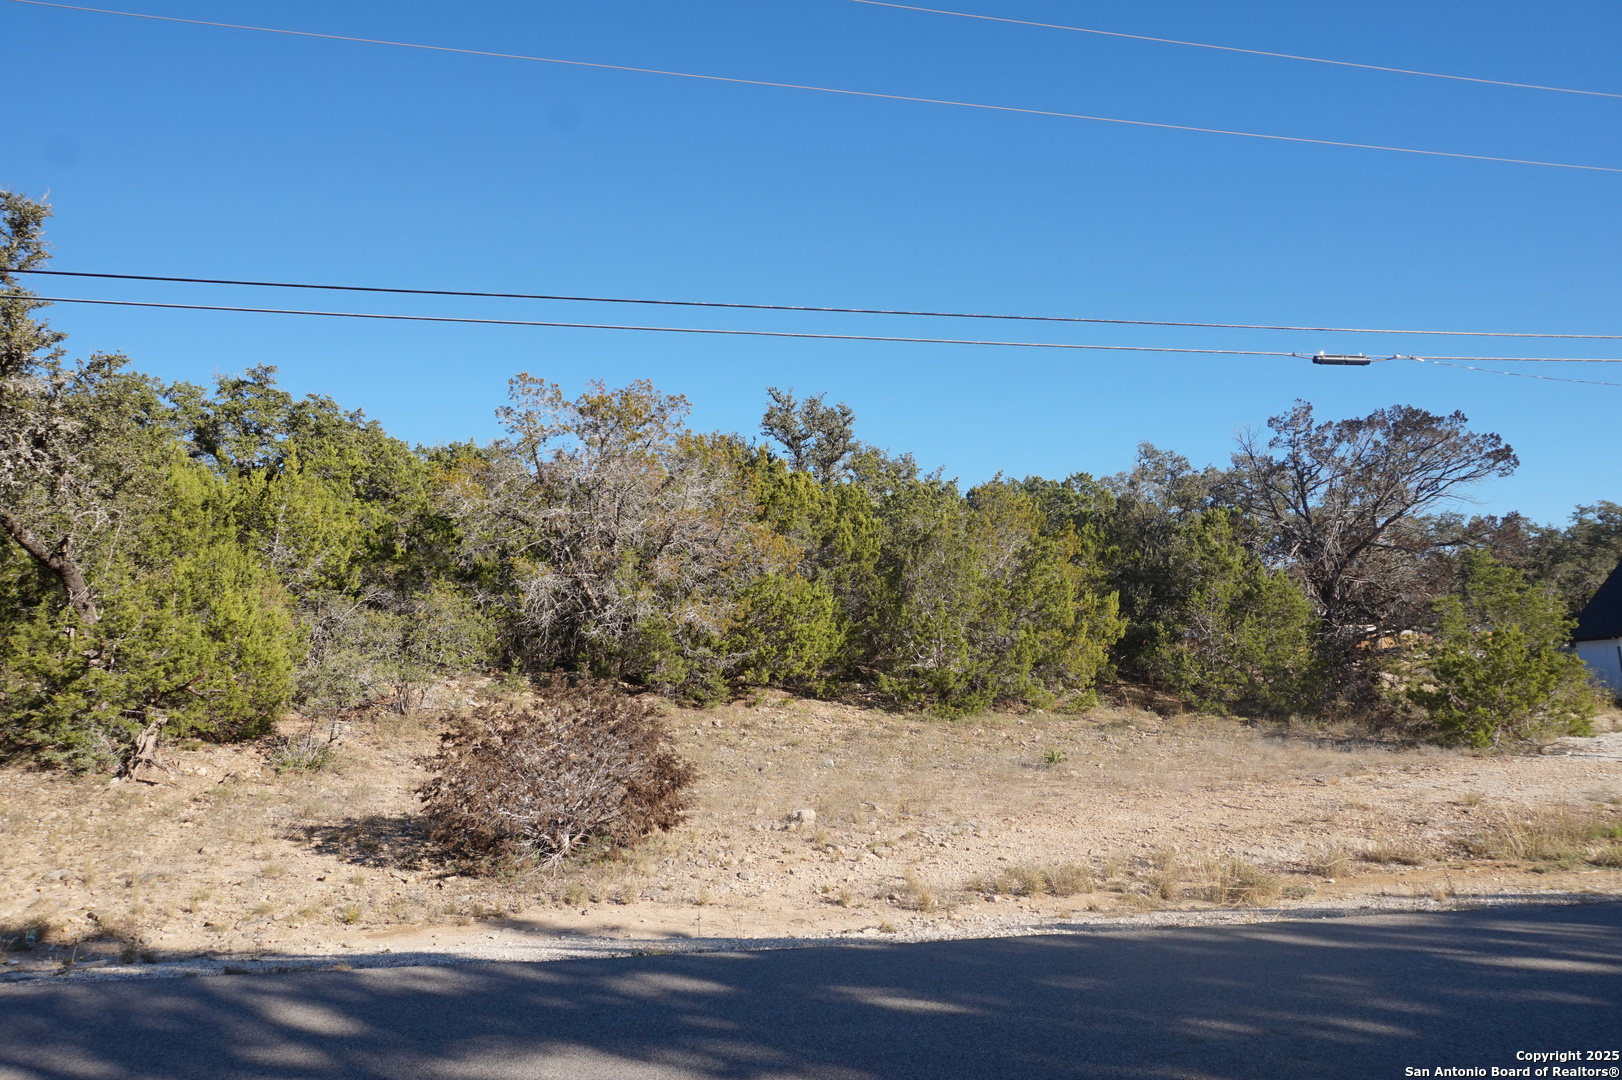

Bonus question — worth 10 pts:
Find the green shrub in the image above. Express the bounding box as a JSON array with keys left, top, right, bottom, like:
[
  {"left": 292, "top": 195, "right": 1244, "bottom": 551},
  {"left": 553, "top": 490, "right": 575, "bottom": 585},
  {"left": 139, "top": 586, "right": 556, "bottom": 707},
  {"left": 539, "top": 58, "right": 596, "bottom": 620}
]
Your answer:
[
  {"left": 719, "top": 572, "right": 845, "bottom": 691},
  {"left": 454, "top": 378, "right": 839, "bottom": 701},
  {"left": 1406, "top": 552, "right": 1601, "bottom": 748},
  {"left": 1, "top": 459, "right": 299, "bottom": 769},
  {"left": 295, "top": 582, "right": 495, "bottom": 717},
  {"left": 869, "top": 480, "right": 1123, "bottom": 715},
  {"left": 1142, "top": 511, "right": 1322, "bottom": 715}
]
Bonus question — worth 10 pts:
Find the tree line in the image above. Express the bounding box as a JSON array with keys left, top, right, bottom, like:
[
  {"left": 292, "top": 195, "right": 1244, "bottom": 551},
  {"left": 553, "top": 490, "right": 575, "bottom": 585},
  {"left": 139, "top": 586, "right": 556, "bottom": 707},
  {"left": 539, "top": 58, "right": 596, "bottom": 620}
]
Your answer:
[{"left": 2, "top": 192, "right": 1615, "bottom": 769}]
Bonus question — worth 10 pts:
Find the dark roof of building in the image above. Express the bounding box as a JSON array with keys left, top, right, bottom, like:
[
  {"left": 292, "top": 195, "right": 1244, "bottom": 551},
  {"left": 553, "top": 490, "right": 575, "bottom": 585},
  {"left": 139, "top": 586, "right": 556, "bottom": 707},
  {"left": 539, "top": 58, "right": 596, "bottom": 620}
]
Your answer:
[{"left": 1575, "top": 561, "right": 1622, "bottom": 641}]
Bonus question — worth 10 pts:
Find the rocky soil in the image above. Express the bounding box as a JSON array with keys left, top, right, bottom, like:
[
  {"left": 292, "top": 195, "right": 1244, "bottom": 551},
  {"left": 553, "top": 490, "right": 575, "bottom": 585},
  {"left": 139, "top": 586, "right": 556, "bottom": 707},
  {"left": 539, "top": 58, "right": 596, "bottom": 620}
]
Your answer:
[{"left": 3, "top": 691, "right": 1619, "bottom": 980}]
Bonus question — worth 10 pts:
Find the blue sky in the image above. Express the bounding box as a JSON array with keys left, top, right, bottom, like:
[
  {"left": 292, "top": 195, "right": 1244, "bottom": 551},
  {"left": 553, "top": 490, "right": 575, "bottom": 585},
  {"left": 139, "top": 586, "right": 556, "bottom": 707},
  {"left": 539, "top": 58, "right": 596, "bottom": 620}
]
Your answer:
[{"left": 4, "top": 0, "right": 1619, "bottom": 523}]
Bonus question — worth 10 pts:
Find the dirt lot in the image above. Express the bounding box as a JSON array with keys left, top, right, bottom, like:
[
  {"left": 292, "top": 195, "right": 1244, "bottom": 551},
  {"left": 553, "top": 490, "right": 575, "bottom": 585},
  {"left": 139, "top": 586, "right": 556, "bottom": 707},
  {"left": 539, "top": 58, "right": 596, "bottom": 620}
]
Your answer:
[{"left": 3, "top": 687, "right": 1620, "bottom": 977}]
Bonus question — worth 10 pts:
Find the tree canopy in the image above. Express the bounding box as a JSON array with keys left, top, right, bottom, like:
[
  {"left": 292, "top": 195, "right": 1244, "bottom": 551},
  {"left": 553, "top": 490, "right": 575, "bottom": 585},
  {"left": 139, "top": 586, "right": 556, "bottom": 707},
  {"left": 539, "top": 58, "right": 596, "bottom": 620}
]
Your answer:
[{"left": 1, "top": 190, "right": 1611, "bottom": 769}]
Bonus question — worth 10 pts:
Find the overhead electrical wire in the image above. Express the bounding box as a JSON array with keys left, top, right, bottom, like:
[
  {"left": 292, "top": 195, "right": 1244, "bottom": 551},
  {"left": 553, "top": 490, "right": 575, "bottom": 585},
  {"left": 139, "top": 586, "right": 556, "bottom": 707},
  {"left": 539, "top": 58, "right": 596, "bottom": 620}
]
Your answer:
[
  {"left": 5, "top": 294, "right": 1309, "bottom": 357},
  {"left": 12, "top": 270, "right": 1621, "bottom": 342},
  {"left": 1396, "top": 354, "right": 1622, "bottom": 363},
  {"left": 16, "top": 295, "right": 1622, "bottom": 384},
  {"left": 1409, "top": 358, "right": 1622, "bottom": 387},
  {"left": 5, "top": 0, "right": 1619, "bottom": 173},
  {"left": 842, "top": 0, "right": 1622, "bottom": 99}
]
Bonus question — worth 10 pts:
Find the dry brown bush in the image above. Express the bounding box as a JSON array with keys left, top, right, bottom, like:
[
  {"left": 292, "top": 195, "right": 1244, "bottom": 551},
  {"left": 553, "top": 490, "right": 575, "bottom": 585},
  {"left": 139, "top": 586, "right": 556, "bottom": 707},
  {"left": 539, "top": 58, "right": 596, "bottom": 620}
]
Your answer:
[{"left": 416, "top": 679, "right": 696, "bottom": 870}]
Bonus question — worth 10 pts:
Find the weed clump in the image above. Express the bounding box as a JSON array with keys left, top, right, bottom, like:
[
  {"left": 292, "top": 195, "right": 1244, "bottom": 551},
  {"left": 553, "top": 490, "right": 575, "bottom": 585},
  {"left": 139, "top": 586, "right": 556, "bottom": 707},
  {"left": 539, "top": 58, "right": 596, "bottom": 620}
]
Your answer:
[
  {"left": 1303, "top": 844, "right": 1352, "bottom": 878},
  {"left": 968, "top": 862, "right": 1092, "bottom": 899},
  {"left": 417, "top": 679, "right": 696, "bottom": 871},
  {"left": 1196, "top": 858, "right": 1279, "bottom": 906},
  {"left": 1462, "top": 806, "right": 1622, "bottom": 869},
  {"left": 1147, "top": 850, "right": 1183, "bottom": 900},
  {"left": 266, "top": 727, "right": 339, "bottom": 773},
  {"left": 1360, "top": 840, "right": 1428, "bottom": 867},
  {"left": 897, "top": 867, "right": 941, "bottom": 911}
]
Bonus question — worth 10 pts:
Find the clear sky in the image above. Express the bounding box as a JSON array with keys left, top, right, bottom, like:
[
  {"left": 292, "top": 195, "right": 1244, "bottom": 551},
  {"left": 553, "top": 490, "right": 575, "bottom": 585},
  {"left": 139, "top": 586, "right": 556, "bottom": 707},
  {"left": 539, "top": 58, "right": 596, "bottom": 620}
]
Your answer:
[{"left": 4, "top": 0, "right": 1618, "bottom": 524}]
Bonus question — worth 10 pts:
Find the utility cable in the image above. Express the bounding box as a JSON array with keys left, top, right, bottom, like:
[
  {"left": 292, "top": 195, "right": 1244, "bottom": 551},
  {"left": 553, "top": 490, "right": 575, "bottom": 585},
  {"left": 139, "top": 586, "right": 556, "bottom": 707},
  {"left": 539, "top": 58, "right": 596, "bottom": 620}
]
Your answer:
[
  {"left": 6, "top": 0, "right": 1619, "bottom": 173},
  {"left": 12, "top": 270, "right": 1621, "bottom": 342},
  {"left": 842, "top": 0, "right": 1622, "bottom": 100},
  {"left": 1408, "top": 357, "right": 1622, "bottom": 387},
  {"left": 17, "top": 294, "right": 1622, "bottom": 373},
  {"left": 1403, "top": 354, "right": 1622, "bottom": 363},
  {"left": 11, "top": 294, "right": 1313, "bottom": 356}
]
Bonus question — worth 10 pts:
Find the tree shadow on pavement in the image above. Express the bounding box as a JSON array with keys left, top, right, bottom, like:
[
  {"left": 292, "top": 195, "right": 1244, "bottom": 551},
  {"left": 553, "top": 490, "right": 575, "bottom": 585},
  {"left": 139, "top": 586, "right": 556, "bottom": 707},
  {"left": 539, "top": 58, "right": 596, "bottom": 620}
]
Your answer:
[{"left": 1, "top": 901, "right": 1618, "bottom": 1080}]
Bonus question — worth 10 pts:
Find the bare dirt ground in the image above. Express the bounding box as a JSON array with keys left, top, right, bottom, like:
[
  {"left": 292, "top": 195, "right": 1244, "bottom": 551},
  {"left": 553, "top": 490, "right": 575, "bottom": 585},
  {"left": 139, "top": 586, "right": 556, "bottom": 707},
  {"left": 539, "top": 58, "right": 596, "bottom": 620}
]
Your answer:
[{"left": 4, "top": 687, "right": 1620, "bottom": 979}]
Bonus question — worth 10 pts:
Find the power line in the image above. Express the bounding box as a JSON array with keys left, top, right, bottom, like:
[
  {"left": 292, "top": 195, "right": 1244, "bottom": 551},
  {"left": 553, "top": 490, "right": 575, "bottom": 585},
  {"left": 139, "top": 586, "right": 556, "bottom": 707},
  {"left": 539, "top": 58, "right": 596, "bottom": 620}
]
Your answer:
[
  {"left": 12, "top": 270, "right": 1622, "bottom": 342},
  {"left": 1405, "top": 354, "right": 1622, "bottom": 363},
  {"left": 12, "top": 294, "right": 1308, "bottom": 356},
  {"left": 18, "top": 294, "right": 1622, "bottom": 373},
  {"left": 1298, "top": 352, "right": 1622, "bottom": 367},
  {"left": 843, "top": 0, "right": 1622, "bottom": 100},
  {"left": 6, "top": 0, "right": 1619, "bottom": 174},
  {"left": 1409, "top": 357, "right": 1622, "bottom": 387}
]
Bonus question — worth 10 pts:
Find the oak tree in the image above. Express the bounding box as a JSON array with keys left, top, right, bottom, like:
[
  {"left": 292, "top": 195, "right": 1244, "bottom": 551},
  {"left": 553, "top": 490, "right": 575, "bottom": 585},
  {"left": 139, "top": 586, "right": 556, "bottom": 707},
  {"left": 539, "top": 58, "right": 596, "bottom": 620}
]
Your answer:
[{"left": 1230, "top": 401, "right": 1518, "bottom": 645}]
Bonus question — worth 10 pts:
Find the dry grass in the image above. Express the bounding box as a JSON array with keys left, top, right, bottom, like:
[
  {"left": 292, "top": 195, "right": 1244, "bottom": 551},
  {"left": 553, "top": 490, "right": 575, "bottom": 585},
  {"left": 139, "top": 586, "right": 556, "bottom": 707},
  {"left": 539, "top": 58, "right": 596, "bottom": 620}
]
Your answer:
[
  {"left": 1193, "top": 858, "right": 1280, "bottom": 906},
  {"left": 2, "top": 688, "right": 1616, "bottom": 967},
  {"left": 895, "top": 868, "right": 942, "bottom": 912},
  {"left": 1427, "top": 877, "right": 1460, "bottom": 901},
  {"left": 265, "top": 728, "right": 340, "bottom": 774},
  {"left": 826, "top": 886, "right": 856, "bottom": 909},
  {"left": 966, "top": 862, "right": 1092, "bottom": 900},
  {"left": 1303, "top": 844, "right": 1353, "bottom": 878},
  {"left": 1146, "top": 850, "right": 1183, "bottom": 901},
  {"left": 1463, "top": 806, "right": 1622, "bottom": 869},
  {"left": 680, "top": 701, "right": 1406, "bottom": 834},
  {"left": 1360, "top": 840, "right": 1429, "bottom": 867},
  {"left": 1098, "top": 850, "right": 1283, "bottom": 907},
  {"left": 1044, "top": 863, "right": 1093, "bottom": 896},
  {"left": 0, "top": 703, "right": 508, "bottom": 962}
]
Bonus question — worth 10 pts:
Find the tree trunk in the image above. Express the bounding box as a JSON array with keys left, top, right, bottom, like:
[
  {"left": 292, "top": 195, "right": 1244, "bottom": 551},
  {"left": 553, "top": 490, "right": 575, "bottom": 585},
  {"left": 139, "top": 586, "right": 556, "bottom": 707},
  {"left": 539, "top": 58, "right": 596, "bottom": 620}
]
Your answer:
[
  {"left": 118, "top": 716, "right": 170, "bottom": 784},
  {"left": 0, "top": 506, "right": 99, "bottom": 624}
]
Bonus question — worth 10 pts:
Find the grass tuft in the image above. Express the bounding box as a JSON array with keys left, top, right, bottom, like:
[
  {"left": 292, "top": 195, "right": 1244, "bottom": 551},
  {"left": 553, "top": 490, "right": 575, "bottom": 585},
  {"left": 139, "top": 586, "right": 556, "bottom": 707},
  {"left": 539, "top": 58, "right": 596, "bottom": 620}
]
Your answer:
[
  {"left": 1303, "top": 844, "right": 1352, "bottom": 878},
  {"left": 1146, "top": 849, "right": 1182, "bottom": 900},
  {"left": 267, "top": 731, "right": 339, "bottom": 773},
  {"left": 896, "top": 868, "right": 940, "bottom": 912},
  {"left": 1195, "top": 858, "right": 1279, "bottom": 906},
  {"left": 966, "top": 862, "right": 1092, "bottom": 899},
  {"left": 1360, "top": 840, "right": 1428, "bottom": 866},
  {"left": 1463, "top": 806, "right": 1622, "bottom": 869}
]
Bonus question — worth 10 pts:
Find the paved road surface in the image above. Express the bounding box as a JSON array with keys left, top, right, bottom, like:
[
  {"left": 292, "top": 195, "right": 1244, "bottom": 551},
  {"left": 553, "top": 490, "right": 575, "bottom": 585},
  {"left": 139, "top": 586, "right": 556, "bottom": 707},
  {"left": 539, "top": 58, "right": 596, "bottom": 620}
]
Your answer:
[{"left": 2, "top": 902, "right": 1619, "bottom": 1079}]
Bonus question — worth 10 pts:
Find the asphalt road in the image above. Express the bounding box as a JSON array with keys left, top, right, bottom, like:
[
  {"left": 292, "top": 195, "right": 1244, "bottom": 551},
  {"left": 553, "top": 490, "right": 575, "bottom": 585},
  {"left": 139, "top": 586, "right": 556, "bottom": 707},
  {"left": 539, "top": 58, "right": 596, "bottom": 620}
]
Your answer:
[{"left": 2, "top": 902, "right": 1619, "bottom": 1080}]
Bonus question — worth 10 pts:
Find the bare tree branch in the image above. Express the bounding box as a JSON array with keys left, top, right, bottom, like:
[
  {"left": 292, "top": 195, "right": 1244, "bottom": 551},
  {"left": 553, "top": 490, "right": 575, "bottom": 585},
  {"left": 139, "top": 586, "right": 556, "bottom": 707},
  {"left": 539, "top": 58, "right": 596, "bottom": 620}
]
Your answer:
[{"left": 1230, "top": 401, "right": 1517, "bottom": 643}]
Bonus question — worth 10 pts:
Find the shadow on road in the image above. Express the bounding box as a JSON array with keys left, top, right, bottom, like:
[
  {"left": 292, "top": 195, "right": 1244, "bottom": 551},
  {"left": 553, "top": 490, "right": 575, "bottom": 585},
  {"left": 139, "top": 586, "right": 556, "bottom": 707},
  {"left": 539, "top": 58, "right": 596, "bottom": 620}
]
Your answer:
[{"left": 1, "top": 902, "right": 1618, "bottom": 1080}]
